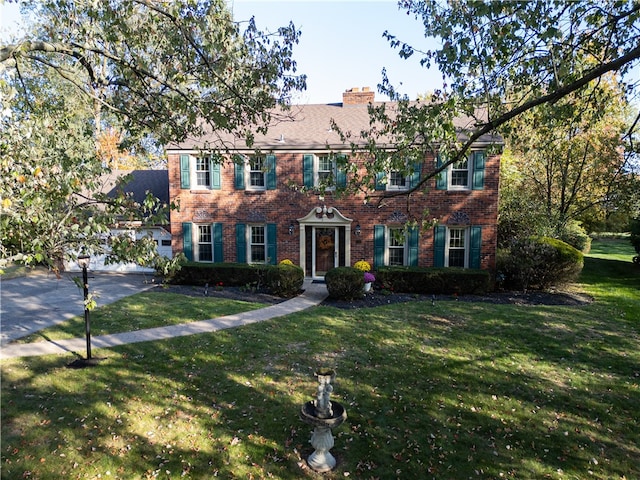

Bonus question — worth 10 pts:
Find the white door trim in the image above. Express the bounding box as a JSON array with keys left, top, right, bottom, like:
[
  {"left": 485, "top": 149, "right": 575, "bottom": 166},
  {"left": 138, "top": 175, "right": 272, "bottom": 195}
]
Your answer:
[{"left": 297, "top": 206, "right": 353, "bottom": 280}]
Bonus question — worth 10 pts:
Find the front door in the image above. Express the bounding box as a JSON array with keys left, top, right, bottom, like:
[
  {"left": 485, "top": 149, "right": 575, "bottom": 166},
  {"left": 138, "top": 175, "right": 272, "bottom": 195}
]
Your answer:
[
  {"left": 314, "top": 227, "right": 336, "bottom": 277},
  {"left": 298, "top": 206, "right": 353, "bottom": 279}
]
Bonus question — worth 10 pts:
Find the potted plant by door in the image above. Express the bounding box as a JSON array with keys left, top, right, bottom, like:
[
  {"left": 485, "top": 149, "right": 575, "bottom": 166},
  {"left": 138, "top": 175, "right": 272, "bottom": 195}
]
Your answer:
[{"left": 363, "top": 271, "right": 376, "bottom": 292}]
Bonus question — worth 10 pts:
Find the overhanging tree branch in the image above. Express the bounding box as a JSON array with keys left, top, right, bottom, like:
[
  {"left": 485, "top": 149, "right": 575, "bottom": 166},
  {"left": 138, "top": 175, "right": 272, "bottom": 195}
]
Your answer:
[{"left": 379, "top": 42, "right": 640, "bottom": 201}]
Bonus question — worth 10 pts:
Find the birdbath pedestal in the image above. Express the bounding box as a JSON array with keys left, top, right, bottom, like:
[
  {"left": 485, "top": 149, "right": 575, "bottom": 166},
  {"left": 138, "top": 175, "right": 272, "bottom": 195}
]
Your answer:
[{"left": 299, "top": 370, "right": 347, "bottom": 473}]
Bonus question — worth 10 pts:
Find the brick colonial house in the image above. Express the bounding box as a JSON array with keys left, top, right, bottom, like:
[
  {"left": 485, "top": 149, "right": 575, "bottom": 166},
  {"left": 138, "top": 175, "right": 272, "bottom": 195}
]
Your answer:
[{"left": 166, "top": 88, "right": 502, "bottom": 280}]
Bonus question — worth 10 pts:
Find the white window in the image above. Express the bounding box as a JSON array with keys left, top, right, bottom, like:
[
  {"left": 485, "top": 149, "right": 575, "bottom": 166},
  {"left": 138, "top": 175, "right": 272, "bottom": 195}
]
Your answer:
[
  {"left": 316, "top": 155, "right": 337, "bottom": 188},
  {"left": 195, "top": 157, "right": 211, "bottom": 188},
  {"left": 196, "top": 224, "right": 213, "bottom": 262},
  {"left": 387, "top": 170, "right": 408, "bottom": 190},
  {"left": 446, "top": 227, "right": 468, "bottom": 267},
  {"left": 247, "top": 156, "right": 266, "bottom": 190},
  {"left": 249, "top": 225, "right": 266, "bottom": 263},
  {"left": 449, "top": 157, "right": 470, "bottom": 189},
  {"left": 388, "top": 228, "right": 407, "bottom": 265},
  {"left": 379, "top": 157, "right": 415, "bottom": 191}
]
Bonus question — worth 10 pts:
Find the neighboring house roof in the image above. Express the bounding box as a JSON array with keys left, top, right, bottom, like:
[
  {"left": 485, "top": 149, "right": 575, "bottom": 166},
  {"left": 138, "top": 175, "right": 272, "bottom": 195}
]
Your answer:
[
  {"left": 168, "top": 87, "right": 503, "bottom": 152},
  {"left": 104, "top": 169, "right": 170, "bottom": 206},
  {"left": 84, "top": 169, "right": 169, "bottom": 226}
]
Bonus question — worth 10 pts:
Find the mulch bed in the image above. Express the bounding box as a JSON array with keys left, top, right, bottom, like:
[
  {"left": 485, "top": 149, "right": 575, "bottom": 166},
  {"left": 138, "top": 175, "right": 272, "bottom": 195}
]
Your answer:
[
  {"left": 153, "top": 283, "right": 593, "bottom": 309},
  {"left": 321, "top": 289, "right": 593, "bottom": 310},
  {"left": 149, "top": 283, "right": 285, "bottom": 305}
]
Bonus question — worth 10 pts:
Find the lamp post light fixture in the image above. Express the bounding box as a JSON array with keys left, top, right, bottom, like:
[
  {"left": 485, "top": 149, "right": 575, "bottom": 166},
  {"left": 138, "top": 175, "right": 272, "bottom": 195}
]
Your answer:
[
  {"left": 289, "top": 222, "right": 295, "bottom": 235},
  {"left": 77, "top": 254, "right": 94, "bottom": 363},
  {"left": 354, "top": 224, "right": 361, "bottom": 236}
]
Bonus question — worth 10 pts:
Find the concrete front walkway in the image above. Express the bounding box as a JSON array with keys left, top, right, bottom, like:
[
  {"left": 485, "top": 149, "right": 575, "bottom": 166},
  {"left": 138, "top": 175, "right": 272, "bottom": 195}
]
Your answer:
[{"left": 0, "top": 280, "right": 328, "bottom": 360}]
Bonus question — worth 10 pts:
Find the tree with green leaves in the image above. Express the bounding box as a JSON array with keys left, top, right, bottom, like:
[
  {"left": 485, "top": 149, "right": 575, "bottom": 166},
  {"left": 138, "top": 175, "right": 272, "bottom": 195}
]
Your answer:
[
  {"left": 335, "top": 1, "right": 640, "bottom": 205},
  {"left": 0, "top": 64, "right": 170, "bottom": 271},
  {"left": 1, "top": 0, "right": 305, "bottom": 270},
  {"left": 499, "top": 76, "right": 635, "bottom": 243}
]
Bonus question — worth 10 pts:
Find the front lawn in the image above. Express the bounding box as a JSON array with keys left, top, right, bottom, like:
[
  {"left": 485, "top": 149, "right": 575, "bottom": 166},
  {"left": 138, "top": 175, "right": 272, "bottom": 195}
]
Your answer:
[{"left": 1, "top": 239, "right": 638, "bottom": 479}]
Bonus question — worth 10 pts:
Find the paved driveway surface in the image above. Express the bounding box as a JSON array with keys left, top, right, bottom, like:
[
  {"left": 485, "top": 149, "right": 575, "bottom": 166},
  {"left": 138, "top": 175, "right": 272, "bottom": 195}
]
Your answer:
[{"left": 1, "top": 271, "right": 155, "bottom": 346}]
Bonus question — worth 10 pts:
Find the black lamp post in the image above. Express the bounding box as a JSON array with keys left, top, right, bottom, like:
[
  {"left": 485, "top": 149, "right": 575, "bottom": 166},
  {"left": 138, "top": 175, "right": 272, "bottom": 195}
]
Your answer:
[{"left": 77, "top": 254, "right": 92, "bottom": 361}]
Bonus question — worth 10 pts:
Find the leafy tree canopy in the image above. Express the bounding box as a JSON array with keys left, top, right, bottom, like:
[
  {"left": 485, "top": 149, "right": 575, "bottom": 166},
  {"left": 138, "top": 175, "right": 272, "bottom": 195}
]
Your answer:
[
  {"left": 0, "top": 0, "right": 306, "bottom": 270},
  {"left": 336, "top": 0, "right": 640, "bottom": 205},
  {"left": 2, "top": 0, "right": 306, "bottom": 146},
  {"left": 501, "top": 75, "right": 637, "bottom": 240}
]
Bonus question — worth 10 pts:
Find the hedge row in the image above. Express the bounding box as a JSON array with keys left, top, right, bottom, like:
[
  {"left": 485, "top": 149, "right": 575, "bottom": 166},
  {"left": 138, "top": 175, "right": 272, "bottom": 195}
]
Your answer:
[
  {"left": 324, "top": 266, "right": 491, "bottom": 299},
  {"left": 171, "top": 262, "right": 304, "bottom": 298},
  {"left": 374, "top": 266, "right": 491, "bottom": 295}
]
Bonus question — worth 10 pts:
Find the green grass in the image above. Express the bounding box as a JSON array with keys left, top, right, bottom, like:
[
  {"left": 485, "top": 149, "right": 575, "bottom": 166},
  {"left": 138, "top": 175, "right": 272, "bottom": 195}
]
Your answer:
[
  {"left": 588, "top": 237, "right": 636, "bottom": 262},
  {"left": 14, "top": 292, "right": 268, "bottom": 343},
  {"left": 0, "top": 264, "right": 48, "bottom": 279},
  {"left": 2, "top": 240, "right": 639, "bottom": 479}
]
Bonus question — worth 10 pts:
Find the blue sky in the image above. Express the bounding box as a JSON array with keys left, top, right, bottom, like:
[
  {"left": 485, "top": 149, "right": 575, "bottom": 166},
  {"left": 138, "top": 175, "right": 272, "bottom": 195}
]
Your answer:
[
  {"left": 0, "top": 0, "right": 441, "bottom": 104},
  {"left": 230, "top": 0, "right": 441, "bottom": 104}
]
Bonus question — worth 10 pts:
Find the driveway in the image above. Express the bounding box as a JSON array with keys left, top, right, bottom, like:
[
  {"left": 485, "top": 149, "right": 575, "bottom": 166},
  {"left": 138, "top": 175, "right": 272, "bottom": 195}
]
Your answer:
[{"left": 1, "top": 270, "right": 156, "bottom": 346}]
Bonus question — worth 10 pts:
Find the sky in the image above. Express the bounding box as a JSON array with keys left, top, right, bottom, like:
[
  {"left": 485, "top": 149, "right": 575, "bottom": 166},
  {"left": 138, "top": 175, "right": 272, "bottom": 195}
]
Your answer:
[
  {"left": 0, "top": 0, "right": 442, "bottom": 104},
  {"left": 230, "top": 0, "right": 442, "bottom": 104}
]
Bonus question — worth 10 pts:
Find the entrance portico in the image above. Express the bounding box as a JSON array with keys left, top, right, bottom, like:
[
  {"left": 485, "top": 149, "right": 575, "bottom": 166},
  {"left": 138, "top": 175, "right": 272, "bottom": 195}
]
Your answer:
[{"left": 297, "top": 206, "right": 354, "bottom": 280}]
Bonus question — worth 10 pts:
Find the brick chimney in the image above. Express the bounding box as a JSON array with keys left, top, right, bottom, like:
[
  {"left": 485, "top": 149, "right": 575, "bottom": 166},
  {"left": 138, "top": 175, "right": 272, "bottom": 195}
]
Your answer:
[{"left": 342, "top": 87, "right": 375, "bottom": 106}]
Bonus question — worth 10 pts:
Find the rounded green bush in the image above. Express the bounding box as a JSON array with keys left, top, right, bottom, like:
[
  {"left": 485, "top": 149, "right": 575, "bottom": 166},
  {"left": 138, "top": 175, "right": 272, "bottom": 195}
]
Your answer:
[
  {"left": 497, "top": 236, "right": 583, "bottom": 291},
  {"left": 265, "top": 264, "right": 304, "bottom": 298},
  {"left": 560, "top": 221, "right": 591, "bottom": 253},
  {"left": 325, "top": 267, "right": 364, "bottom": 300}
]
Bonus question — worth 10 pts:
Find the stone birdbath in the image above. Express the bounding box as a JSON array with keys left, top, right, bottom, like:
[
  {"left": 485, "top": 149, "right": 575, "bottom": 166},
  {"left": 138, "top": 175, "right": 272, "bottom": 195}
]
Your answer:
[{"left": 299, "top": 369, "right": 347, "bottom": 472}]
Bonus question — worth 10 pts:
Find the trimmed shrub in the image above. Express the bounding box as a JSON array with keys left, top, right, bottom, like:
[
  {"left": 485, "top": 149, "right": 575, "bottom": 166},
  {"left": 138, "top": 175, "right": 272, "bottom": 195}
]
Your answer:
[
  {"left": 497, "top": 237, "right": 583, "bottom": 291},
  {"left": 171, "top": 262, "right": 305, "bottom": 298},
  {"left": 560, "top": 221, "right": 591, "bottom": 253},
  {"left": 375, "top": 267, "right": 491, "bottom": 295},
  {"left": 325, "top": 267, "right": 364, "bottom": 300},
  {"left": 171, "top": 262, "right": 267, "bottom": 287},
  {"left": 265, "top": 264, "right": 304, "bottom": 298}
]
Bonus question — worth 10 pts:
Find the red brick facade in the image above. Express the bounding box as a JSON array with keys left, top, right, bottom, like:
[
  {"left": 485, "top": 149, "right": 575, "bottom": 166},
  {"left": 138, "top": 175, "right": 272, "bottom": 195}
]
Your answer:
[
  {"left": 166, "top": 88, "right": 500, "bottom": 279},
  {"left": 167, "top": 149, "right": 500, "bottom": 277}
]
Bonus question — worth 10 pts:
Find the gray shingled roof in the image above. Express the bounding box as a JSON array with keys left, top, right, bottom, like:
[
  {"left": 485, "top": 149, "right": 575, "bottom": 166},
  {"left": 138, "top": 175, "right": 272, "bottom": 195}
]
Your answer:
[
  {"left": 105, "top": 170, "right": 169, "bottom": 205},
  {"left": 168, "top": 100, "right": 502, "bottom": 152}
]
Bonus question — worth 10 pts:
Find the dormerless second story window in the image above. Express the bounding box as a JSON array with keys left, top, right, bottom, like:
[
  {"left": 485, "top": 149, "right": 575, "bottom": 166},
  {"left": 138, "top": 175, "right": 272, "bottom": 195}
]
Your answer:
[
  {"left": 388, "top": 170, "right": 407, "bottom": 190},
  {"left": 195, "top": 157, "right": 211, "bottom": 188},
  {"left": 450, "top": 158, "right": 469, "bottom": 188},
  {"left": 234, "top": 154, "right": 276, "bottom": 191},
  {"left": 249, "top": 156, "right": 265, "bottom": 189},
  {"left": 375, "top": 158, "right": 422, "bottom": 191},
  {"left": 303, "top": 154, "right": 347, "bottom": 190},
  {"left": 317, "top": 155, "right": 335, "bottom": 186},
  {"left": 436, "top": 151, "right": 486, "bottom": 191},
  {"left": 179, "top": 154, "right": 221, "bottom": 190}
]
